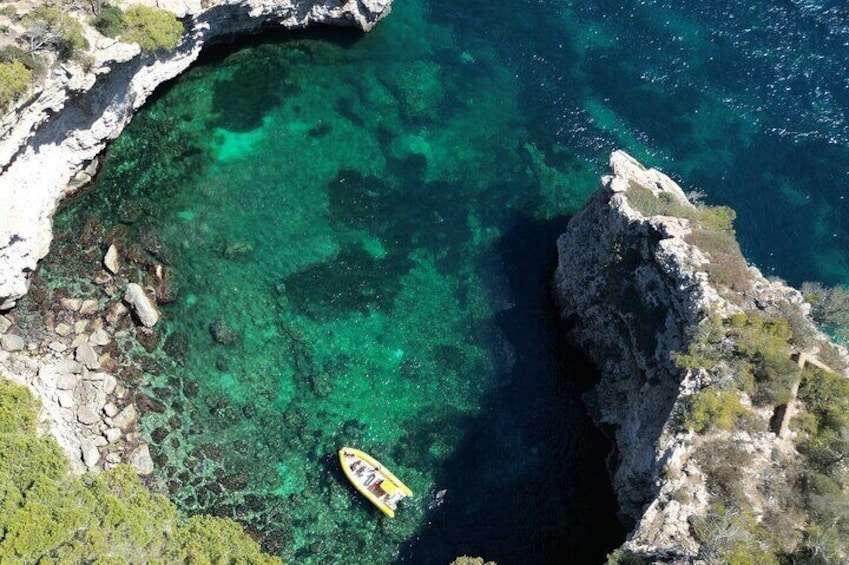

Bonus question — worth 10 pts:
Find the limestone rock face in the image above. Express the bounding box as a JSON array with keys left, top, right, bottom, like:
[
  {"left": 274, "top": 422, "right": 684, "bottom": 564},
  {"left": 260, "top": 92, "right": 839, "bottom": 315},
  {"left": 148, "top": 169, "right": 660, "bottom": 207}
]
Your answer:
[
  {"left": 553, "top": 151, "right": 814, "bottom": 563},
  {"left": 0, "top": 0, "right": 393, "bottom": 309}
]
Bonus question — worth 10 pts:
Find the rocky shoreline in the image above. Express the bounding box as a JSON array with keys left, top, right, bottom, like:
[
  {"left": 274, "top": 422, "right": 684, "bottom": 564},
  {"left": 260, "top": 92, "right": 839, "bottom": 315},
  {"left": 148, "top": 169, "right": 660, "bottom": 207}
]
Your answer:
[
  {"left": 554, "top": 151, "right": 847, "bottom": 562},
  {"left": 0, "top": 0, "right": 392, "bottom": 311},
  {"left": 1, "top": 268, "right": 156, "bottom": 476},
  {"left": 0, "top": 0, "right": 391, "bottom": 475}
]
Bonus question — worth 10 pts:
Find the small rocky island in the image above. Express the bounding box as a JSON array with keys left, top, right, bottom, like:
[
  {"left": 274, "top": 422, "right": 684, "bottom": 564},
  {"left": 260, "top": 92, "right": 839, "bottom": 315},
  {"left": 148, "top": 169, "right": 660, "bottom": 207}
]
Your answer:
[{"left": 555, "top": 151, "right": 849, "bottom": 563}]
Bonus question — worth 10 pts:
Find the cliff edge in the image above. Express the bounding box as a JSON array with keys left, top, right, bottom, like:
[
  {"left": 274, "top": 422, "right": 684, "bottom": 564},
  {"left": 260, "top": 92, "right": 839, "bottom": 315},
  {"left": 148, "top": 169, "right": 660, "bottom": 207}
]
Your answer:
[
  {"left": 0, "top": 0, "right": 391, "bottom": 310},
  {"left": 555, "top": 151, "right": 849, "bottom": 563}
]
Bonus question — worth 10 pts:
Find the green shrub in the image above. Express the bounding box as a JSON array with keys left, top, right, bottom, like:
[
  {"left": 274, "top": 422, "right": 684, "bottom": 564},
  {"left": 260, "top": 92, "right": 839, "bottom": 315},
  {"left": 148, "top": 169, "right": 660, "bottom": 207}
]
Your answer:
[
  {"left": 0, "top": 379, "right": 283, "bottom": 563},
  {"left": 166, "top": 515, "right": 285, "bottom": 564},
  {"left": 0, "top": 61, "right": 32, "bottom": 109},
  {"left": 93, "top": 4, "right": 126, "bottom": 38},
  {"left": 121, "top": 6, "right": 183, "bottom": 53},
  {"left": 0, "top": 6, "right": 17, "bottom": 18},
  {"left": 686, "top": 228, "right": 751, "bottom": 293},
  {"left": 692, "top": 505, "right": 781, "bottom": 565},
  {"left": 685, "top": 388, "right": 748, "bottom": 433},
  {"left": 0, "top": 381, "right": 40, "bottom": 434},
  {"left": 0, "top": 45, "right": 46, "bottom": 76},
  {"left": 23, "top": 7, "right": 89, "bottom": 60}
]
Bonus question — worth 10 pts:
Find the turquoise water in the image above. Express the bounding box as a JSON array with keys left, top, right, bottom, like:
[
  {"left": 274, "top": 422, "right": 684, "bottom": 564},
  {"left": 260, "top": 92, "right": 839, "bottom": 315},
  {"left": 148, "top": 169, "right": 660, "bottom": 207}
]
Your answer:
[{"left": 43, "top": 0, "right": 849, "bottom": 562}]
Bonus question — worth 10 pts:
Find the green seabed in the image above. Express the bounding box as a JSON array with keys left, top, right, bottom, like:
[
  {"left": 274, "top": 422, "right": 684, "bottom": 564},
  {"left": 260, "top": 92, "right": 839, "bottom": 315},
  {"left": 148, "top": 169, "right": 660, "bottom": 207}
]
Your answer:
[{"left": 41, "top": 2, "right": 624, "bottom": 563}]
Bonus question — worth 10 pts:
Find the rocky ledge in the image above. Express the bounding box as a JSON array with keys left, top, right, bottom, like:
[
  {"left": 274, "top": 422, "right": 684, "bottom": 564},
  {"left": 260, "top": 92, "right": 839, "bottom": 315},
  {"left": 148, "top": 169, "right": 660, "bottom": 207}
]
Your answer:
[
  {"left": 554, "top": 151, "right": 847, "bottom": 562},
  {"left": 0, "top": 0, "right": 391, "bottom": 310}
]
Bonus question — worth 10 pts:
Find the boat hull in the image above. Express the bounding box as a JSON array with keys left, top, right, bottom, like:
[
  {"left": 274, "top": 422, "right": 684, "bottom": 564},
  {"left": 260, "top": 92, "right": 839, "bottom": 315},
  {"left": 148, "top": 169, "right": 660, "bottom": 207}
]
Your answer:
[{"left": 339, "top": 447, "right": 412, "bottom": 518}]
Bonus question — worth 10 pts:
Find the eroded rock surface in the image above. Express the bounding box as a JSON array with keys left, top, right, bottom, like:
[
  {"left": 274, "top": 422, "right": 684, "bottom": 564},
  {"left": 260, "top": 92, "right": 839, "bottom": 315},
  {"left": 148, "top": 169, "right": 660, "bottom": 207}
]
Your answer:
[
  {"left": 554, "top": 151, "right": 837, "bottom": 562},
  {"left": 0, "top": 0, "right": 392, "bottom": 309}
]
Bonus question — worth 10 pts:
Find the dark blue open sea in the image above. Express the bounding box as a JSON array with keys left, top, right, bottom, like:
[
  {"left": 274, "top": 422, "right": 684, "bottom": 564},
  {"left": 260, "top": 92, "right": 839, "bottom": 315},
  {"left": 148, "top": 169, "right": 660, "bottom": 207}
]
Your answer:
[{"left": 42, "top": 0, "right": 849, "bottom": 562}]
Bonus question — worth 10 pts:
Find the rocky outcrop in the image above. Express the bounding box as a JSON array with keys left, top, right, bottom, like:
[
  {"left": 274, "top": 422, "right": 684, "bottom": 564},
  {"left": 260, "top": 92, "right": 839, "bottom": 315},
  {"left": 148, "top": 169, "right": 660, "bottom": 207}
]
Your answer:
[
  {"left": 553, "top": 151, "right": 824, "bottom": 562},
  {"left": 0, "top": 0, "right": 392, "bottom": 310}
]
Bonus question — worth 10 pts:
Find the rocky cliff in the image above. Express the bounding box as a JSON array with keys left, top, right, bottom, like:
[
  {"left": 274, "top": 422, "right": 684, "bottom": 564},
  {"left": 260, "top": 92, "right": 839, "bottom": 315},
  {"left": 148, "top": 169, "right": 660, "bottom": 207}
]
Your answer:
[
  {"left": 554, "top": 151, "right": 846, "bottom": 562},
  {"left": 0, "top": 0, "right": 391, "bottom": 310}
]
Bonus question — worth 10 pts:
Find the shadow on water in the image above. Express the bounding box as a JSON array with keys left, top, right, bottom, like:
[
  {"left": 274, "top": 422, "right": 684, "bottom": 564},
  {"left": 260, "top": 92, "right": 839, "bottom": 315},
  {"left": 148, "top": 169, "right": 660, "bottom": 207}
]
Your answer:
[{"left": 396, "top": 215, "right": 625, "bottom": 564}]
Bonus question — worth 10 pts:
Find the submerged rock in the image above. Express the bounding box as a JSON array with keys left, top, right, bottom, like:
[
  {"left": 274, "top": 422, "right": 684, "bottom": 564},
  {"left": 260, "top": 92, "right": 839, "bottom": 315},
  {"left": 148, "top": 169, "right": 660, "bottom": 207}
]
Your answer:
[
  {"left": 0, "top": 0, "right": 394, "bottom": 311},
  {"left": 210, "top": 318, "right": 238, "bottom": 345}
]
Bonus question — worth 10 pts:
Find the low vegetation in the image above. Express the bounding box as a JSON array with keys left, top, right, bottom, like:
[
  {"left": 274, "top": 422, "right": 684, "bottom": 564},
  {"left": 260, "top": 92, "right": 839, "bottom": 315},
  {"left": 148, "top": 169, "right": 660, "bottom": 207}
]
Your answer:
[
  {"left": 626, "top": 181, "right": 751, "bottom": 293},
  {"left": 22, "top": 6, "right": 89, "bottom": 60},
  {"left": 0, "top": 378, "right": 281, "bottom": 564},
  {"left": 121, "top": 5, "right": 183, "bottom": 53},
  {"left": 0, "top": 1, "right": 184, "bottom": 111},
  {"left": 620, "top": 183, "right": 849, "bottom": 563}
]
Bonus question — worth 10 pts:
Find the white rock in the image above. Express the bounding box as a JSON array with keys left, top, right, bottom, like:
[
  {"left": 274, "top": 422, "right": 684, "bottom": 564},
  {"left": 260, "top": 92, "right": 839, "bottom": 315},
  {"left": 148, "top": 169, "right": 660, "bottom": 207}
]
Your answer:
[
  {"left": 112, "top": 404, "right": 138, "bottom": 431},
  {"left": 1, "top": 334, "right": 24, "bottom": 351},
  {"left": 103, "top": 244, "right": 120, "bottom": 275},
  {"left": 75, "top": 344, "right": 100, "bottom": 370},
  {"left": 77, "top": 406, "right": 100, "bottom": 425},
  {"left": 74, "top": 319, "right": 89, "bottom": 334},
  {"left": 81, "top": 441, "right": 100, "bottom": 468},
  {"left": 58, "top": 391, "right": 75, "bottom": 408},
  {"left": 103, "top": 402, "right": 119, "bottom": 417},
  {"left": 128, "top": 443, "right": 154, "bottom": 475},
  {"left": 79, "top": 298, "right": 99, "bottom": 315},
  {"left": 60, "top": 298, "right": 82, "bottom": 312},
  {"left": 0, "top": 314, "right": 11, "bottom": 333},
  {"left": 55, "top": 322, "right": 73, "bottom": 337},
  {"left": 48, "top": 341, "right": 68, "bottom": 353},
  {"left": 56, "top": 373, "right": 78, "bottom": 390},
  {"left": 71, "top": 334, "right": 89, "bottom": 348},
  {"left": 89, "top": 328, "right": 111, "bottom": 346},
  {"left": 101, "top": 373, "right": 117, "bottom": 395},
  {"left": 104, "top": 428, "right": 122, "bottom": 443},
  {"left": 123, "top": 283, "right": 160, "bottom": 327},
  {"left": 105, "top": 452, "right": 123, "bottom": 464}
]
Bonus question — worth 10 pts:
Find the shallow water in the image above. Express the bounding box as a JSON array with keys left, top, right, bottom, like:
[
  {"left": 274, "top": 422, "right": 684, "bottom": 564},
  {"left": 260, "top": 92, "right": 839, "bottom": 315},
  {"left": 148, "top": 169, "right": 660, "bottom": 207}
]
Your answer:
[{"left": 42, "top": 0, "right": 849, "bottom": 562}]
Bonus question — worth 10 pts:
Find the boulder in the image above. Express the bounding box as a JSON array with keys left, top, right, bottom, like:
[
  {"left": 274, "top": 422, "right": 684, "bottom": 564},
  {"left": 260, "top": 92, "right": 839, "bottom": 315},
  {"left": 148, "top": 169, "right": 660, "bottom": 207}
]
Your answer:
[
  {"left": 104, "top": 428, "right": 122, "bottom": 443},
  {"left": 123, "top": 284, "right": 159, "bottom": 327},
  {"left": 0, "top": 315, "right": 11, "bottom": 333},
  {"left": 128, "top": 443, "right": 154, "bottom": 475},
  {"left": 75, "top": 343, "right": 100, "bottom": 370},
  {"left": 89, "top": 328, "right": 111, "bottom": 346},
  {"left": 81, "top": 441, "right": 101, "bottom": 468},
  {"left": 1, "top": 334, "right": 24, "bottom": 351},
  {"left": 60, "top": 298, "right": 82, "bottom": 312},
  {"left": 103, "top": 402, "right": 119, "bottom": 417},
  {"left": 103, "top": 244, "right": 120, "bottom": 274},
  {"left": 105, "top": 301, "right": 129, "bottom": 325},
  {"left": 57, "top": 373, "right": 78, "bottom": 390},
  {"left": 77, "top": 406, "right": 100, "bottom": 425},
  {"left": 79, "top": 298, "right": 99, "bottom": 315},
  {"left": 112, "top": 404, "right": 138, "bottom": 431}
]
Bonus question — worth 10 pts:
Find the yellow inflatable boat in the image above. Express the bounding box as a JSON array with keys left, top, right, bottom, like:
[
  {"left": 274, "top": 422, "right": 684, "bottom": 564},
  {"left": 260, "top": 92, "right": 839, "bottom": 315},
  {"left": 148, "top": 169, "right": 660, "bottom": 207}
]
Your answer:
[{"left": 339, "top": 447, "right": 413, "bottom": 518}]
